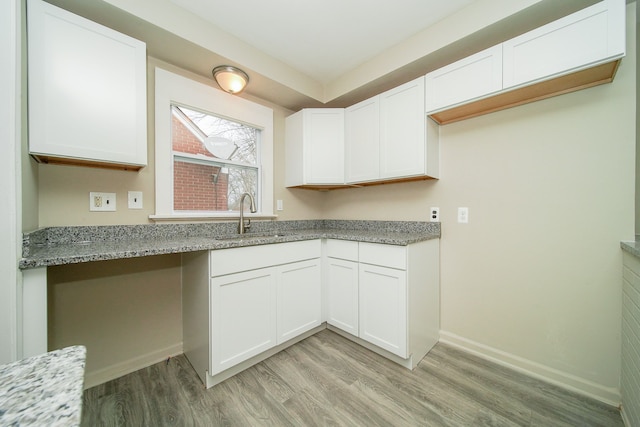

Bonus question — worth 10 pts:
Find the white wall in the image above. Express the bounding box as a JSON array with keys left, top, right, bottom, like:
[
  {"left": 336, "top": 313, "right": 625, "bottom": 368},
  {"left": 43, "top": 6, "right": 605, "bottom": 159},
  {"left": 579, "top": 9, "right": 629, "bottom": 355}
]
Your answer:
[{"left": 318, "top": 3, "right": 636, "bottom": 405}]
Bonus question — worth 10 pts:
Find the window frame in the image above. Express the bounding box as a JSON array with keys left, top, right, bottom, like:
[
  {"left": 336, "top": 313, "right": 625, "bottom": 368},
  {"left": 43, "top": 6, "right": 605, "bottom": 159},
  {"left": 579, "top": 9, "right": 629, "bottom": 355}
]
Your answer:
[{"left": 152, "top": 67, "right": 274, "bottom": 221}]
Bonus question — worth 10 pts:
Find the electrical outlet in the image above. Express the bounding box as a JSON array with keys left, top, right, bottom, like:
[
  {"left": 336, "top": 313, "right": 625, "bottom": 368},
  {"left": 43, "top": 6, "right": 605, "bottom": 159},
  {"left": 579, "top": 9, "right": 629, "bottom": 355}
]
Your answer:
[
  {"left": 430, "top": 207, "right": 440, "bottom": 222},
  {"left": 89, "top": 192, "right": 116, "bottom": 212},
  {"left": 128, "top": 191, "right": 143, "bottom": 209},
  {"left": 276, "top": 199, "right": 283, "bottom": 211},
  {"left": 458, "top": 207, "right": 469, "bottom": 223}
]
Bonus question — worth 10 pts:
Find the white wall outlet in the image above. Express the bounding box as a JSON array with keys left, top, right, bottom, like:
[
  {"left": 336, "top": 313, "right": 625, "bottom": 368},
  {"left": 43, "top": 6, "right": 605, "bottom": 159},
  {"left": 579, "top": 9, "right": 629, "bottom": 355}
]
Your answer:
[
  {"left": 128, "top": 191, "right": 143, "bottom": 209},
  {"left": 89, "top": 192, "right": 116, "bottom": 212},
  {"left": 276, "top": 199, "right": 283, "bottom": 211},
  {"left": 458, "top": 207, "right": 469, "bottom": 223},
  {"left": 430, "top": 207, "right": 440, "bottom": 222}
]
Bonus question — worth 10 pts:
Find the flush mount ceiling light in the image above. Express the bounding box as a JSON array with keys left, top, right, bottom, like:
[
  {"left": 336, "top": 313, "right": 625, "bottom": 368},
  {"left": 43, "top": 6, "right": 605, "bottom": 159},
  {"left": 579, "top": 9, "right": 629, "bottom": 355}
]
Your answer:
[{"left": 212, "top": 65, "right": 249, "bottom": 94}]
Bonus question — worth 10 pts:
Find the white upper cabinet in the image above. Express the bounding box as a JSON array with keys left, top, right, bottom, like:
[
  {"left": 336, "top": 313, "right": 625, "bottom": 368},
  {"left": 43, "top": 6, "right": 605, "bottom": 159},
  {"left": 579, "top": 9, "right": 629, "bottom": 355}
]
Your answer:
[
  {"left": 345, "top": 97, "right": 380, "bottom": 183},
  {"left": 344, "top": 77, "right": 439, "bottom": 184},
  {"left": 379, "top": 77, "right": 434, "bottom": 179},
  {"left": 426, "top": 0, "right": 625, "bottom": 125},
  {"left": 285, "top": 109, "right": 345, "bottom": 187},
  {"left": 503, "top": 0, "right": 625, "bottom": 89},
  {"left": 425, "top": 45, "right": 503, "bottom": 113},
  {"left": 27, "top": 0, "right": 147, "bottom": 170}
]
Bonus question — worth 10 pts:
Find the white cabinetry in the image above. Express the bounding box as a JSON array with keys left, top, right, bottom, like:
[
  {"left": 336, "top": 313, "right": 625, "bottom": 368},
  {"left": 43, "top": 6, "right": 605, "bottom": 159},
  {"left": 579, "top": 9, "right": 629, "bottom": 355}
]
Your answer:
[
  {"left": 425, "top": 45, "right": 503, "bottom": 112},
  {"left": 359, "top": 262, "right": 407, "bottom": 357},
  {"left": 285, "top": 109, "right": 345, "bottom": 187},
  {"left": 379, "top": 77, "right": 434, "bottom": 179},
  {"left": 326, "top": 240, "right": 359, "bottom": 336},
  {"left": 211, "top": 269, "right": 276, "bottom": 374},
  {"left": 345, "top": 97, "right": 380, "bottom": 183},
  {"left": 183, "top": 240, "right": 322, "bottom": 388},
  {"left": 326, "top": 239, "right": 440, "bottom": 369},
  {"left": 27, "top": 0, "right": 147, "bottom": 170},
  {"left": 426, "top": 0, "right": 625, "bottom": 125},
  {"left": 277, "top": 259, "right": 322, "bottom": 344},
  {"left": 345, "top": 77, "right": 439, "bottom": 183},
  {"left": 502, "top": 0, "right": 625, "bottom": 89}
]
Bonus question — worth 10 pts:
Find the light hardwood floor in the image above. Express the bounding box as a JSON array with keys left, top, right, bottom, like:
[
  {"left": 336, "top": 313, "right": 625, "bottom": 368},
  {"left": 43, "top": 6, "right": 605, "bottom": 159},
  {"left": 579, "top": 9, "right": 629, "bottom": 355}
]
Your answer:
[{"left": 82, "top": 330, "right": 623, "bottom": 426}]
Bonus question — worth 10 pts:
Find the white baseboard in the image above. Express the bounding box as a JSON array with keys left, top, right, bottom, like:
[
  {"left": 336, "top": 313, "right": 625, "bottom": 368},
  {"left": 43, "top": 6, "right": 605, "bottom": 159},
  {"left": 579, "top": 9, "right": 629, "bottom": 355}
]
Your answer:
[
  {"left": 621, "top": 407, "right": 631, "bottom": 427},
  {"left": 83, "top": 343, "right": 183, "bottom": 389},
  {"left": 439, "top": 331, "right": 621, "bottom": 407}
]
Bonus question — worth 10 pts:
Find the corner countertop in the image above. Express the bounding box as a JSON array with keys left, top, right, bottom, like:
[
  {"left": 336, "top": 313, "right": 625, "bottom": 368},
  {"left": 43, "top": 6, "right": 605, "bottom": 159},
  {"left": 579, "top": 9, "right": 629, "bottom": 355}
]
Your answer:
[
  {"left": 621, "top": 238, "right": 640, "bottom": 259},
  {"left": 20, "top": 220, "right": 440, "bottom": 269},
  {"left": 0, "top": 346, "right": 86, "bottom": 426}
]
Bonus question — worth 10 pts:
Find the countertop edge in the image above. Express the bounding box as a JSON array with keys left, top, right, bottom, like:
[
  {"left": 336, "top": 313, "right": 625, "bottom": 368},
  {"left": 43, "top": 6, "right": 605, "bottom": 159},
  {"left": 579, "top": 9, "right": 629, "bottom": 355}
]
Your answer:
[{"left": 21, "top": 225, "right": 440, "bottom": 269}]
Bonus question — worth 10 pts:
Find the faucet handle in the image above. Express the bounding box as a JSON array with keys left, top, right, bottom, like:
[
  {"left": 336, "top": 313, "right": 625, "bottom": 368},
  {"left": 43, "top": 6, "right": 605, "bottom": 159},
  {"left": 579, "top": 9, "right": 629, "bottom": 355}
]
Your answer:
[{"left": 244, "top": 218, "right": 251, "bottom": 231}]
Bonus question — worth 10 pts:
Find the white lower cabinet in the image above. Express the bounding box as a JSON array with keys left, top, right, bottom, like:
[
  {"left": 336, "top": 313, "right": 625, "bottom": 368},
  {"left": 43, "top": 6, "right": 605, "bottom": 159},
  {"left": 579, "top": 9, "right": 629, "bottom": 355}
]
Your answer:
[
  {"left": 277, "top": 259, "right": 322, "bottom": 344},
  {"left": 211, "top": 268, "right": 277, "bottom": 375},
  {"left": 183, "top": 237, "right": 439, "bottom": 388},
  {"left": 182, "top": 240, "right": 322, "bottom": 388},
  {"left": 359, "top": 263, "right": 407, "bottom": 358},
  {"left": 326, "top": 240, "right": 359, "bottom": 336},
  {"left": 326, "top": 239, "right": 440, "bottom": 369}
]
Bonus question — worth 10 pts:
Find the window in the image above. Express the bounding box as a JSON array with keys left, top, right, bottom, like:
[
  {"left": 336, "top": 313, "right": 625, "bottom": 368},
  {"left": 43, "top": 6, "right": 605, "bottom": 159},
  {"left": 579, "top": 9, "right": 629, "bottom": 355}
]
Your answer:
[{"left": 153, "top": 68, "right": 274, "bottom": 220}]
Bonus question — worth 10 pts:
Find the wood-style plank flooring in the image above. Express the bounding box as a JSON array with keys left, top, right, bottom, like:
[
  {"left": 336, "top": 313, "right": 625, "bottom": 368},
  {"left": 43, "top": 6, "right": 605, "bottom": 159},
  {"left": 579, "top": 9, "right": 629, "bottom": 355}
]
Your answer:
[{"left": 82, "top": 330, "right": 623, "bottom": 426}]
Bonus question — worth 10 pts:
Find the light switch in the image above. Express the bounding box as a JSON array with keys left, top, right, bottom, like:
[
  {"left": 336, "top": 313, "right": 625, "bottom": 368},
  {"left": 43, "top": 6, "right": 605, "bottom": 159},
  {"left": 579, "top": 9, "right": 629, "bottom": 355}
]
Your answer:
[{"left": 128, "top": 191, "right": 143, "bottom": 209}]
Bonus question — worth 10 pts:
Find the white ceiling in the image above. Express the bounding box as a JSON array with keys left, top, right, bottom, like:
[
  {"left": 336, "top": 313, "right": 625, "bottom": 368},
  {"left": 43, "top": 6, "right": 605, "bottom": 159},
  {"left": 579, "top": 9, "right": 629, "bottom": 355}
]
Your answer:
[{"left": 167, "top": 0, "right": 476, "bottom": 84}]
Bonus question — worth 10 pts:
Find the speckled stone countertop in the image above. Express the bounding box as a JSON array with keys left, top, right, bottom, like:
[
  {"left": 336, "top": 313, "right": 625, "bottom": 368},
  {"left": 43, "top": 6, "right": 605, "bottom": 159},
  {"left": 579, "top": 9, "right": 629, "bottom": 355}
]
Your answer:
[
  {"left": 20, "top": 220, "right": 440, "bottom": 269},
  {"left": 621, "top": 237, "right": 640, "bottom": 258},
  {"left": 0, "top": 346, "right": 86, "bottom": 426}
]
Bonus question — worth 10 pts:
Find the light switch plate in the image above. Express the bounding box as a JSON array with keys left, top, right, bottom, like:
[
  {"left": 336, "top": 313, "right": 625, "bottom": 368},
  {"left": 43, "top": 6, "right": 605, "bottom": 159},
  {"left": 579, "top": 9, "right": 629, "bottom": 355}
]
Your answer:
[
  {"left": 89, "top": 192, "right": 116, "bottom": 212},
  {"left": 458, "top": 207, "right": 469, "bottom": 223},
  {"left": 128, "top": 191, "right": 143, "bottom": 209},
  {"left": 276, "top": 199, "right": 283, "bottom": 211}
]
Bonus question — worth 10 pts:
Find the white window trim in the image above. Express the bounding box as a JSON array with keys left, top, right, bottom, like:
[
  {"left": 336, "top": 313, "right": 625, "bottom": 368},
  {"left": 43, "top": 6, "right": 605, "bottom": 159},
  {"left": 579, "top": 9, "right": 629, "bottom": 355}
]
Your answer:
[{"left": 152, "top": 67, "right": 274, "bottom": 221}]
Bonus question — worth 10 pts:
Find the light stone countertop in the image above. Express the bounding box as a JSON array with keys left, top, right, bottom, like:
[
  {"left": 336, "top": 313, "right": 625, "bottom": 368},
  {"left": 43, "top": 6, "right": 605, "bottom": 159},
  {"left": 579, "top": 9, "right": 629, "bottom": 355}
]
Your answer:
[
  {"left": 621, "top": 238, "right": 640, "bottom": 258},
  {"left": 0, "top": 346, "right": 86, "bottom": 426},
  {"left": 20, "top": 220, "right": 440, "bottom": 269}
]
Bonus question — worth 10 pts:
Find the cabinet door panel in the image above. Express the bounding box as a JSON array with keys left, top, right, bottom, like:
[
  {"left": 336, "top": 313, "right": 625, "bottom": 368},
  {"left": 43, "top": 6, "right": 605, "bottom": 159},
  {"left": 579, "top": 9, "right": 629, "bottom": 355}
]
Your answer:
[
  {"left": 210, "top": 269, "right": 276, "bottom": 374},
  {"left": 359, "top": 264, "right": 407, "bottom": 358},
  {"left": 27, "top": 0, "right": 147, "bottom": 167},
  {"left": 425, "top": 45, "right": 502, "bottom": 112},
  {"left": 345, "top": 97, "right": 380, "bottom": 183},
  {"left": 503, "top": 0, "right": 624, "bottom": 89},
  {"left": 379, "top": 77, "right": 426, "bottom": 179},
  {"left": 305, "top": 109, "right": 345, "bottom": 184},
  {"left": 277, "top": 259, "right": 322, "bottom": 344},
  {"left": 327, "top": 257, "right": 359, "bottom": 336}
]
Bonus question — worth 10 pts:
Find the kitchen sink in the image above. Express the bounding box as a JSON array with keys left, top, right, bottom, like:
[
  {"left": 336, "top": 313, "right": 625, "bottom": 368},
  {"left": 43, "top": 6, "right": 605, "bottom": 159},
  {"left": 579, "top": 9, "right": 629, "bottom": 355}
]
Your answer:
[{"left": 216, "top": 232, "right": 287, "bottom": 241}]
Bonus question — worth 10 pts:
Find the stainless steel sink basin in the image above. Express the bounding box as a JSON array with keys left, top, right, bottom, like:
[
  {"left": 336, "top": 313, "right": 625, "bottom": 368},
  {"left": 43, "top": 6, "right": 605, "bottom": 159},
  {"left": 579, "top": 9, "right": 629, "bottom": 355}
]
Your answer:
[{"left": 217, "top": 232, "right": 287, "bottom": 241}]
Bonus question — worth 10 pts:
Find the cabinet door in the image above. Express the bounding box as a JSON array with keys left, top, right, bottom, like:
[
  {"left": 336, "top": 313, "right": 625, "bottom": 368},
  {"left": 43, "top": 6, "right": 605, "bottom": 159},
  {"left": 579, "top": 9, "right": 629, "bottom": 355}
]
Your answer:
[
  {"left": 379, "top": 77, "right": 426, "bottom": 179},
  {"left": 326, "top": 257, "right": 359, "bottom": 336},
  {"left": 27, "top": 0, "right": 147, "bottom": 168},
  {"left": 359, "top": 263, "right": 407, "bottom": 358},
  {"left": 276, "top": 259, "right": 322, "bottom": 344},
  {"left": 345, "top": 97, "right": 380, "bottom": 183},
  {"left": 304, "top": 109, "right": 345, "bottom": 184},
  {"left": 210, "top": 268, "right": 277, "bottom": 375},
  {"left": 425, "top": 45, "right": 503, "bottom": 113},
  {"left": 503, "top": 0, "right": 625, "bottom": 89}
]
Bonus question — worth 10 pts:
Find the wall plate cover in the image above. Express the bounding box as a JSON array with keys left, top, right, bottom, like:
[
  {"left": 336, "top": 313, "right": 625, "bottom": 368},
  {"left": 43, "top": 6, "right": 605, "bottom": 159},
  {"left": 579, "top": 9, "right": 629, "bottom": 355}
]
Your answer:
[
  {"left": 89, "top": 192, "right": 116, "bottom": 211},
  {"left": 458, "top": 207, "right": 469, "bottom": 223},
  {"left": 128, "top": 191, "right": 143, "bottom": 209},
  {"left": 430, "top": 207, "right": 440, "bottom": 222}
]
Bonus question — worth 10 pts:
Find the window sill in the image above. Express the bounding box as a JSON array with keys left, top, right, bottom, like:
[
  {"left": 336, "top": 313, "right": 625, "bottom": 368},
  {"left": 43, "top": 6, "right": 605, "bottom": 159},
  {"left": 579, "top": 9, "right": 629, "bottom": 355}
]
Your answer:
[{"left": 150, "top": 213, "right": 278, "bottom": 222}]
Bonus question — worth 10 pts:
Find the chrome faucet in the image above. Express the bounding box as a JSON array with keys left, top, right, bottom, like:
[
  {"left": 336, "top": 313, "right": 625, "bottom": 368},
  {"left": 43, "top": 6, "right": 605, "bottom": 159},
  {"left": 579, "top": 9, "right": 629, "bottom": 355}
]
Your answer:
[{"left": 238, "top": 192, "right": 257, "bottom": 234}]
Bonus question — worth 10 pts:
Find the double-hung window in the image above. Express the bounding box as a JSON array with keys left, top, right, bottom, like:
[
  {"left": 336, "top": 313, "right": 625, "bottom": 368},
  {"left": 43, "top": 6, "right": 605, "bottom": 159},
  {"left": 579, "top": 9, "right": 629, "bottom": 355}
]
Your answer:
[{"left": 153, "top": 68, "right": 274, "bottom": 220}]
